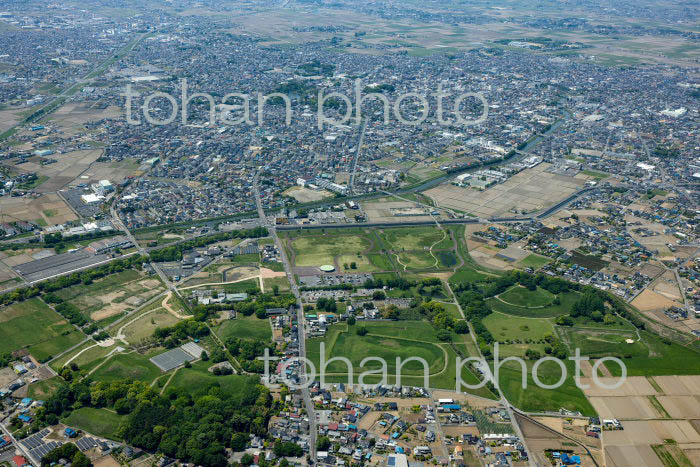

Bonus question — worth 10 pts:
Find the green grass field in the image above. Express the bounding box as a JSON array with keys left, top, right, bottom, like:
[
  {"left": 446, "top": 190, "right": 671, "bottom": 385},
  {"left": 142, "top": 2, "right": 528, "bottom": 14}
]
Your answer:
[
  {"left": 483, "top": 312, "right": 554, "bottom": 342},
  {"left": 380, "top": 227, "right": 451, "bottom": 251},
  {"left": 290, "top": 233, "right": 373, "bottom": 267},
  {"left": 166, "top": 361, "right": 261, "bottom": 403},
  {"left": 495, "top": 359, "right": 596, "bottom": 415},
  {"left": 518, "top": 254, "right": 552, "bottom": 270},
  {"left": 605, "top": 331, "right": 700, "bottom": 377},
  {"left": 27, "top": 377, "right": 66, "bottom": 400},
  {"left": 307, "top": 321, "right": 496, "bottom": 398},
  {"left": 487, "top": 290, "right": 580, "bottom": 318},
  {"left": 64, "top": 407, "right": 125, "bottom": 440},
  {"left": 90, "top": 352, "right": 162, "bottom": 384},
  {"left": 215, "top": 315, "right": 272, "bottom": 342},
  {"left": 498, "top": 286, "right": 555, "bottom": 307},
  {"left": 0, "top": 298, "right": 84, "bottom": 361},
  {"left": 560, "top": 328, "right": 648, "bottom": 359}
]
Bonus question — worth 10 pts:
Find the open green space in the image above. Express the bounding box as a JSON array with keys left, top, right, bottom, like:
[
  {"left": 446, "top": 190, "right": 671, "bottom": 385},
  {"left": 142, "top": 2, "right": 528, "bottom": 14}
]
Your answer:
[
  {"left": 290, "top": 232, "right": 373, "bottom": 267},
  {"left": 215, "top": 315, "right": 272, "bottom": 342},
  {"left": 559, "top": 328, "right": 648, "bottom": 359},
  {"left": 379, "top": 226, "right": 451, "bottom": 251},
  {"left": 483, "top": 312, "right": 554, "bottom": 342},
  {"left": 166, "top": 360, "right": 261, "bottom": 401},
  {"left": 307, "top": 321, "right": 496, "bottom": 398},
  {"left": 63, "top": 407, "right": 125, "bottom": 440},
  {"left": 518, "top": 254, "right": 552, "bottom": 270},
  {"left": 495, "top": 359, "right": 595, "bottom": 415},
  {"left": 90, "top": 352, "right": 162, "bottom": 384},
  {"left": 605, "top": 331, "right": 700, "bottom": 377},
  {"left": 487, "top": 290, "right": 581, "bottom": 318},
  {"left": 27, "top": 376, "right": 66, "bottom": 400},
  {"left": 498, "top": 286, "right": 555, "bottom": 307},
  {"left": 0, "top": 298, "right": 84, "bottom": 361}
]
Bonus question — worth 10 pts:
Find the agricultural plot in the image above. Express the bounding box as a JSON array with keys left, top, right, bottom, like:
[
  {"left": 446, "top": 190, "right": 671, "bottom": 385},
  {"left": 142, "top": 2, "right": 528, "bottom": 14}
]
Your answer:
[
  {"left": 0, "top": 192, "right": 77, "bottom": 226},
  {"left": 0, "top": 298, "right": 84, "bottom": 361}
]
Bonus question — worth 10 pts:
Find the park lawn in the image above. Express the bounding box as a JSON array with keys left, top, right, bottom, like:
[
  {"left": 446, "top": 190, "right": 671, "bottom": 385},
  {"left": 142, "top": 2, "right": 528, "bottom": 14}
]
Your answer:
[
  {"left": 0, "top": 298, "right": 84, "bottom": 361},
  {"left": 437, "top": 250, "right": 458, "bottom": 268},
  {"left": 517, "top": 254, "right": 552, "bottom": 270},
  {"left": 450, "top": 266, "right": 491, "bottom": 284},
  {"left": 496, "top": 343, "right": 550, "bottom": 358},
  {"left": 263, "top": 276, "right": 290, "bottom": 292},
  {"left": 222, "top": 278, "right": 260, "bottom": 293},
  {"left": 495, "top": 359, "right": 596, "bottom": 416},
  {"left": 498, "top": 286, "right": 555, "bottom": 307},
  {"left": 122, "top": 309, "right": 181, "bottom": 343},
  {"left": 443, "top": 303, "right": 463, "bottom": 320},
  {"left": 337, "top": 253, "right": 381, "bottom": 272},
  {"left": 322, "top": 332, "right": 446, "bottom": 375},
  {"left": 167, "top": 361, "right": 261, "bottom": 403},
  {"left": 27, "top": 377, "right": 66, "bottom": 400},
  {"left": 90, "top": 352, "right": 162, "bottom": 384},
  {"left": 483, "top": 312, "right": 554, "bottom": 342},
  {"left": 367, "top": 253, "right": 395, "bottom": 271},
  {"left": 396, "top": 250, "right": 438, "bottom": 270},
  {"left": 559, "top": 328, "right": 648, "bottom": 359},
  {"left": 291, "top": 233, "right": 373, "bottom": 267},
  {"left": 64, "top": 407, "right": 125, "bottom": 440},
  {"left": 216, "top": 315, "right": 272, "bottom": 341},
  {"left": 51, "top": 340, "right": 115, "bottom": 372},
  {"left": 605, "top": 331, "right": 700, "bottom": 377},
  {"left": 54, "top": 269, "right": 142, "bottom": 302},
  {"left": 486, "top": 290, "right": 581, "bottom": 318},
  {"left": 380, "top": 227, "right": 450, "bottom": 251}
]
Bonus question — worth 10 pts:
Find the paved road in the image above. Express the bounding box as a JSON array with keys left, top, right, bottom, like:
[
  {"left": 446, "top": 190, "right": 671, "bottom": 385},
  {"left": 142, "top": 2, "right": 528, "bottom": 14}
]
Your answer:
[
  {"left": 0, "top": 420, "right": 36, "bottom": 466},
  {"left": 253, "top": 170, "right": 317, "bottom": 461},
  {"left": 348, "top": 119, "right": 367, "bottom": 194}
]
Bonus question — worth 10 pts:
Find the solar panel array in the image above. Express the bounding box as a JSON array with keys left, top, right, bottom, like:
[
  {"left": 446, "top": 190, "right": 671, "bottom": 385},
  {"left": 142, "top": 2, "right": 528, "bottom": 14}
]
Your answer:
[
  {"left": 29, "top": 440, "right": 62, "bottom": 460},
  {"left": 21, "top": 428, "right": 50, "bottom": 450},
  {"left": 76, "top": 437, "right": 98, "bottom": 451},
  {"left": 150, "top": 347, "right": 195, "bottom": 372}
]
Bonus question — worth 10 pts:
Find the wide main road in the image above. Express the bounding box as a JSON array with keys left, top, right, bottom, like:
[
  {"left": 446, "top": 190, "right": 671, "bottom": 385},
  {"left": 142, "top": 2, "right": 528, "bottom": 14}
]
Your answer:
[{"left": 253, "top": 171, "right": 317, "bottom": 461}]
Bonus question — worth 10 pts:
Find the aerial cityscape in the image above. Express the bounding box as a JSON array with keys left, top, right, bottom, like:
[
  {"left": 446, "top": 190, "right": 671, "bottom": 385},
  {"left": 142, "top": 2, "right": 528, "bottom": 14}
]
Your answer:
[{"left": 0, "top": 0, "right": 699, "bottom": 466}]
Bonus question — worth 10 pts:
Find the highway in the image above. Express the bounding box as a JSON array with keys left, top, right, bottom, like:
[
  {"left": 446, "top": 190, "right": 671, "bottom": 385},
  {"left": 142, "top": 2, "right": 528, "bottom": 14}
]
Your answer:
[{"left": 253, "top": 170, "right": 317, "bottom": 462}]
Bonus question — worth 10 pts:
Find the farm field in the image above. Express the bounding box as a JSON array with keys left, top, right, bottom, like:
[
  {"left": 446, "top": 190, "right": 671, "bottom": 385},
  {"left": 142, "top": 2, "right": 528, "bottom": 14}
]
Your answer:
[{"left": 0, "top": 298, "right": 84, "bottom": 361}]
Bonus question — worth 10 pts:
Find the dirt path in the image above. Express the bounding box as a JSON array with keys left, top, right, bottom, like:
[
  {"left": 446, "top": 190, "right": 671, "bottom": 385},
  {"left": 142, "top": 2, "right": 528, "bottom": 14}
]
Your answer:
[{"left": 161, "top": 292, "right": 189, "bottom": 319}]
